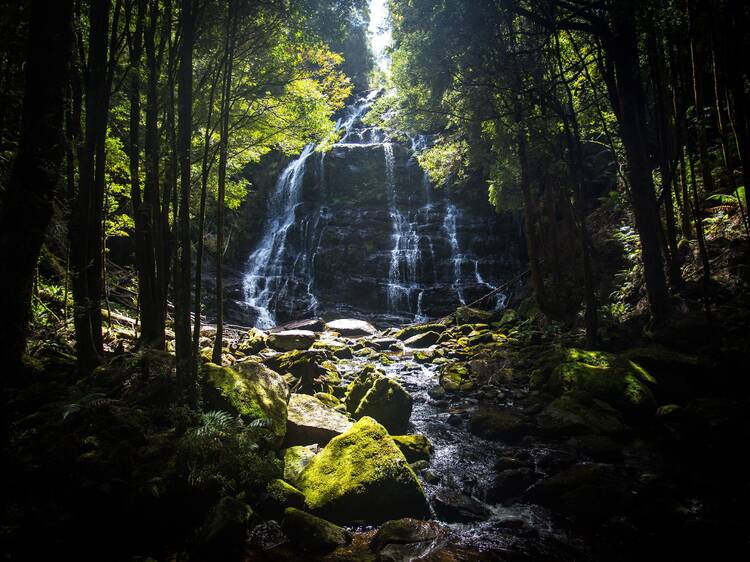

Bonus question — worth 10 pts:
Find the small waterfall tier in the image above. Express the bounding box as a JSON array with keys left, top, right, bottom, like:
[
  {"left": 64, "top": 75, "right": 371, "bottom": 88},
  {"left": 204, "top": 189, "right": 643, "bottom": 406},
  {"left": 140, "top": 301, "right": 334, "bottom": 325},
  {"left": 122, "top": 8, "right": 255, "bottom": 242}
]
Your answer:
[{"left": 239, "top": 92, "right": 522, "bottom": 328}]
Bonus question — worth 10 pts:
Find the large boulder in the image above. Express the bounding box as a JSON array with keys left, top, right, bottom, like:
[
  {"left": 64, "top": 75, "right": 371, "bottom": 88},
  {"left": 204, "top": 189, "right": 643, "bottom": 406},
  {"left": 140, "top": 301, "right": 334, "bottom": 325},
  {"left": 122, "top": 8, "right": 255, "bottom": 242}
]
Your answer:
[
  {"left": 537, "top": 391, "right": 626, "bottom": 436},
  {"left": 267, "top": 330, "right": 317, "bottom": 351},
  {"left": 202, "top": 361, "right": 288, "bottom": 447},
  {"left": 285, "top": 393, "right": 353, "bottom": 446},
  {"left": 295, "top": 417, "right": 430, "bottom": 524},
  {"left": 394, "top": 322, "right": 448, "bottom": 341},
  {"left": 259, "top": 479, "right": 306, "bottom": 520},
  {"left": 547, "top": 348, "right": 658, "bottom": 422},
  {"left": 324, "top": 319, "right": 378, "bottom": 337},
  {"left": 282, "top": 507, "right": 352, "bottom": 553},
  {"left": 355, "top": 378, "right": 413, "bottom": 434},
  {"left": 237, "top": 327, "right": 268, "bottom": 355}
]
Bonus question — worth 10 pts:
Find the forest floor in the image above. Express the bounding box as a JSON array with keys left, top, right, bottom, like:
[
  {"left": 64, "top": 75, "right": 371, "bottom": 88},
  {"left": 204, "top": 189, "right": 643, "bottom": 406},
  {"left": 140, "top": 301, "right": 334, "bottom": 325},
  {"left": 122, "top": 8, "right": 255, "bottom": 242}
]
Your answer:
[{"left": 3, "top": 215, "right": 750, "bottom": 561}]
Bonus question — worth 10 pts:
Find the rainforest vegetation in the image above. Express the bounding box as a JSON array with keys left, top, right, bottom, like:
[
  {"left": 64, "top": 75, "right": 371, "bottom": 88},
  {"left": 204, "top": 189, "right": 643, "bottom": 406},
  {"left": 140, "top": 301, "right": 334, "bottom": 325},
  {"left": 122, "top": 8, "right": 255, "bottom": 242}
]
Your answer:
[{"left": 0, "top": 0, "right": 748, "bottom": 560}]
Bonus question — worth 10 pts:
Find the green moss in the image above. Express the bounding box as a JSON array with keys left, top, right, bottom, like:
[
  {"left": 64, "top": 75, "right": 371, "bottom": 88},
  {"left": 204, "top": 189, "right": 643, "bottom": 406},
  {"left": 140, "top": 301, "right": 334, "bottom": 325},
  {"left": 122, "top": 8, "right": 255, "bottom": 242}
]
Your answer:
[
  {"left": 313, "top": 392, "right": 343, "bottom": 410},
  {"left": 312, "top": 340, "right": 354, "bottom": 359},
  {"left": 454, "top": 307, "right": 494, "bottom": 324},
  {"left": 238, "top": 327, "right": 268, "bottom": 355},
  {"left": 353, "top": 376, "right": 413, "bottom": 433},
  {"left": 394, "top": 322, "right": 448, "bottom": 341},
  {"left": 343, "top": 365, "right": 381, "bottom": 414},
  {"left": 202, "top": 361, "right": 288, "bottom": 446},
  {"left": 261, "top": 479, "right": 306, "bottom": 518},
  {"left": 296, "top": 417, "right": 430, "bottom": 524},
  {"left": 284, "top": 445, "right": 317, "bottom": 487},
  {"left": 264, "top": 350, "right": 339, "bottom": 394},
  {"left": 537, "top": 392, "right": 625, "bottom": 436},
  {"left": 282, "top": 507, "right": 352, "bottom": 553},
  {"left": 391, "top": 434, "right": 433, "bottom": 463},
  {"left": 196, "top": 496, "right": 253, "bottom": 557},
  {"left": 439, "top": 363, "right": 474, "bottom": 392}
]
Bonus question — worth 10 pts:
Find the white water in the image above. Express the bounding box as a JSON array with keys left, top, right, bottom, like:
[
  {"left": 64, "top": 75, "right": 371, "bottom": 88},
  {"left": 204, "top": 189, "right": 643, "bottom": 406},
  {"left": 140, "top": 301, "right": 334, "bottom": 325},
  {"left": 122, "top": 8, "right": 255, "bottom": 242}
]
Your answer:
[{"left": 443, "top": 201, "right": 466, "bottom": 305}]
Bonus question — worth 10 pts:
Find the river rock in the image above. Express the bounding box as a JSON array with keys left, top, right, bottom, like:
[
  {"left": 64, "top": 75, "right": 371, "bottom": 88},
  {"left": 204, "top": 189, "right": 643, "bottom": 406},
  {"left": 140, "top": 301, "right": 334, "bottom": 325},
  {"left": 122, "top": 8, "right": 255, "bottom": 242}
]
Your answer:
[
  {"left": 391, "top": 434, "right": 433, "bottom": 463},
  {"left": 352, "top": 375, "right": 413, "bottom": 433},
  {"left": 370, "top": 519, "right": 446, "bottom": 561},
  {"left": 468, "top": 409, "right": 527, "bottom": 441},
  {"left": 282, "top": 508, "right": 352, "bottom": 553},
  {"left": 267, "top": 330, "right": 317, "bottom": 351},
  {"left": 295, "top": 417, "right": 430, "bottom": 524},
  {"left": 238, "top": 327, "right": 268, "bottom": 355},
  {"left": 202, "top": 361, "right": 288, "bottom": 447},
  {"left": 272, "top": 318, "right": 326, "bottom": 332},
  {"left": 264, "top": 349, "right": 340, "bottom": 394},
  {"left": 537, "top": 391, "right": 626, "bottom": 436},
  {"left": 432, "top": 489, "right": 493, "bottom": 523},
  {"left": 324, "top": 319, "right": 378, "bottom": 336},
  {"left": 285, "top": 393, "right": 353, "bottom": 446},
  {"left": 259, "top": 479, "right": 306, "bottom": 519},
  {"left": 394, "top": 323, "right": 448, "bottom": 341},
  {"left": 487, "top": 468, "right": 538, "bottom": 502},
  {"left": 404, "top": 331, "right": 441, "bottom": 348}
]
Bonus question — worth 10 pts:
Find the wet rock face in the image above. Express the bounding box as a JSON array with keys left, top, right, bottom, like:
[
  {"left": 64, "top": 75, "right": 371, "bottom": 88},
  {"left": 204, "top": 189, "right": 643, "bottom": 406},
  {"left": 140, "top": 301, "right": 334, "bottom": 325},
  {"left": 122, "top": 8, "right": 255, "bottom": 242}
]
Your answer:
[{"left": 231, "top": 94, "right": 523, "bottom": 328}]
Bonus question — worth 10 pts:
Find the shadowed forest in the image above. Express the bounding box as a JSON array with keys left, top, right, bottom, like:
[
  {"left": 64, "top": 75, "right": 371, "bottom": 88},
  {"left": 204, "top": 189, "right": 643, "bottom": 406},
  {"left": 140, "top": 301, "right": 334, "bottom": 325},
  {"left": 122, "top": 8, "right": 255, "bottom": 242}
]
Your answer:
[{"left": 1, "top": 0, "right": 749, "bottom": 560}]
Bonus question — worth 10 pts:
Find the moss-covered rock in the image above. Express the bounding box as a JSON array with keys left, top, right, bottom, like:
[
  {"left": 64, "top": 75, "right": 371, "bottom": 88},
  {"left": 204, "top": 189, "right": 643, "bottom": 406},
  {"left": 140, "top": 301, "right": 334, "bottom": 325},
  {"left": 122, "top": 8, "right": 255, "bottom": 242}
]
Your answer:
[
  {"left": 391, "top": 434, "right": 433, "bottom": 463},
  {"left": 370, "top": 518, "right": 445, "bottom": 559},
  {"left": 195, "top": 496, "right": 253, "bottom": 560},
  {"left": 296, "top": 417, "right": 430, "bottom": 524},
  {"left": 547, "top": 348, "right": 658, "bottom": 422},
  {"left": 285, "top": 393, "right": 353, "bottom": 446},
  {"left": 439, "top": 363, "right": 473, "bottom": 392},
  {"left": 537, "top": 392, "right": 625, "bottom": 436},
  {"left": 282, "top": 507, "right": 352, "bottom": 553},
  {"left": 312, "top": 340, "right": 354, "bottom": 359},
  {"left": 202, "top": 361, "right": 288, "bottom": 447},
  {"left": 403, "top": 331, "right": 441, "bottom": 348},
  {"left": 394, "top": 322, "right": 448, "bottom": 341},
  {"left": 237, "top": 327, "right": 268, "bottom": 355},
  {"left": 313, "top": 392, "right": 346, "bottom": 412},
  {"left": 264, "top": 350, "right": 339, "bottom": 395},
  {"left": 343, "top": 365, "right": 381, "bottom": 414},
  {"left": 353, "top": 376, "right": 413, "bottom": 433},
  {"left": 468, "top": 410, "right": 527, "bottom": 441},
  {"left": 454, "top": 307, "right": 494, "bottom": 324},
  {"left": 284, "top": 445, "right": 317, "bottom": 487},
  {"left": 259, "top": 479, "right": 306, "bottom": 519}
]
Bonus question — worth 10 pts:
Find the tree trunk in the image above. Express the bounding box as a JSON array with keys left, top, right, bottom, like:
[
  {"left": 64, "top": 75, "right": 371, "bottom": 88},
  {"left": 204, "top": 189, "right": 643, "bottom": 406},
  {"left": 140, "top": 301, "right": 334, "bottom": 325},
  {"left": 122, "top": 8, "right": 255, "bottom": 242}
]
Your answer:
[
  {"left": 606, "top": 2, "right": 671, "bottom": 322},
  {"left": 175, "top": 0, "right": 196, "bottom": 404},
  {"left": 0, "top": 0, "right": 74, "bottom": 452}
]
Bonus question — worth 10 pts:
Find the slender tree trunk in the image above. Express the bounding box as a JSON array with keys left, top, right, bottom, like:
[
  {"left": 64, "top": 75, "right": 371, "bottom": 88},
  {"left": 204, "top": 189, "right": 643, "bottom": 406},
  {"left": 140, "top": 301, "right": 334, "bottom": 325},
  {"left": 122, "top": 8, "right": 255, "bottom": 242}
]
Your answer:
[
  {"left": 0, "top": 0, "right": 74, "bottom": 452},
  {"left": 607, "top": 2, "right": 671, "bottom": 322},
  {"left": 71, "top": 0, "right": 110, "bottom": 374},
  {"left": 175, "top": 0, "right": 196, "bottom": 404},
  {"left": 212, "top": 6, "right": 237, "bottom": 364}
]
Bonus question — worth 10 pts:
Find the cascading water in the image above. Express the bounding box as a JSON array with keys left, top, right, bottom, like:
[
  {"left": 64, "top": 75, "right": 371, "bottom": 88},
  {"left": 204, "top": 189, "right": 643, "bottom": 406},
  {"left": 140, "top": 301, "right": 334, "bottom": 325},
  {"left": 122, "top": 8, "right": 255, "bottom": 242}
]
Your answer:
[
  {"left": 243, "top": 144, "right": 315, "bottom": 328},
  {"left": 238, "top": 91, "right": 520, "bottom": 328}
]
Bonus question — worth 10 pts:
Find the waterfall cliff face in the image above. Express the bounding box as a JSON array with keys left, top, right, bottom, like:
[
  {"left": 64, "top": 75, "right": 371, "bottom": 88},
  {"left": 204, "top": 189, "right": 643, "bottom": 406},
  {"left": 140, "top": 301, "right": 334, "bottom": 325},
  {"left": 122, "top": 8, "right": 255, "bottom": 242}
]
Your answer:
[{"left": 238, "top": 93, "right": 522, "bottom": 328}]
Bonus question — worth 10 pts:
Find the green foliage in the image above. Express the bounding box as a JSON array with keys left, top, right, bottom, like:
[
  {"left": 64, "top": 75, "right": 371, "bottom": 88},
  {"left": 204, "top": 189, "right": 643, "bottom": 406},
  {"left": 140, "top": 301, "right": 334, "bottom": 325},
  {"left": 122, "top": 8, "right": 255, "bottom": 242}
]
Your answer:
[{"left": 178, "top": 410, "right": 282, "bottom": 494}]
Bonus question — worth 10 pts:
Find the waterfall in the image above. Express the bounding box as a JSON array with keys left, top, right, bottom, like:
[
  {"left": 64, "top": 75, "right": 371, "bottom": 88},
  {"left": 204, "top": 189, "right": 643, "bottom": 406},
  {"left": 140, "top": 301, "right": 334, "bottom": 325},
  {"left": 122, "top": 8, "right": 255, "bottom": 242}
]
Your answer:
[
  {"left": 443, "top": 201, "right": 466, "bottom": 306},
  {"left": 239, "top": 90, "right": 516, "bottom": 328},
  {"left": 243, "top": 144, "right": 315, "bottom": 328}
]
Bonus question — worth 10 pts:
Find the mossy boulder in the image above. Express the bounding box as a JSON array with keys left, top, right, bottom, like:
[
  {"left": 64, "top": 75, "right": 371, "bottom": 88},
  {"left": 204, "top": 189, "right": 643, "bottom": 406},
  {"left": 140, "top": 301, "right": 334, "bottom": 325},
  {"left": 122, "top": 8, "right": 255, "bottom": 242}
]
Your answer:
[
  {"left": 195, "top": 496, "right": 253, "bottom": 560},
  {"left": 353, "top": 376, "right": 413, "bottom": 434},
  {"left": 259, "top": 479, "right": 306, "bottom": 520},
  {"left": 454, "top": 307, "right": 494, "bottom": 324},
  {"left": 391, "top": 434, "right": 433, "bottom": 463},
  {"left": 404, "top": 331, "right": 441, "bottom": 348},
  {"left": 548, "top": 348, "right": 657, "bottom": 422},
  {"left": 537, "top": 391, "right": 625, "bottom": 436},
  {"left": 285, "top": 393, "right": 353, "bottom": 447},
  {"left": 394, "top": 322, "right": 448, "bottom": 341},
  {"left": 313, "top": 392, "right": 346, "bottom": 412},
  {"left": 468, "top": 410, "right": 527, "bottom": 441},
  {"left": 282, "top": 507, "right": 352, "bottom": 553},
  {"left": 264, "top": 350, "right": 339, "bottom": 394},
  {"left": 284, "top": 445, "right": 317, "bottom": 487},
  {"left": 312, "top": 340, "right": 354, "bottom": 359},
  {"left": 343, "top": 365, "right": 382, "bottom": 414},
  {"left": 296, "top": 417, "right": 430, "bottom": 524},
  {"left": 439, "top": 363, "right": 473, "bottom": 392},
  {"left": 202, "top": 361, "right": 288, "bottom": 447},
  {"left": 238, "top": 327, "right": 268, "bottom": 355}
]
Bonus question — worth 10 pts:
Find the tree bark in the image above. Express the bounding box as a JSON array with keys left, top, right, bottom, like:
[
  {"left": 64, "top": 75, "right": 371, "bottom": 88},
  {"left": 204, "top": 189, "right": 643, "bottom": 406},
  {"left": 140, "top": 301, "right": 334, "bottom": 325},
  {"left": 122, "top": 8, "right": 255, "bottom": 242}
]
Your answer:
[{"left": 0, "top": 0, "right": 74, "bottom": 452}]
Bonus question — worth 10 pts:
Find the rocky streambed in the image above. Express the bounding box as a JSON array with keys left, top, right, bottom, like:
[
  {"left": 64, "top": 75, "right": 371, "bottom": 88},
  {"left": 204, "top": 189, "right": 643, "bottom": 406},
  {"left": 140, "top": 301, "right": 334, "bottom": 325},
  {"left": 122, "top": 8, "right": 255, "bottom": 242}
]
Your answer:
[{"left": 207, "top": 310, "right": 749, "bottom": 561}]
